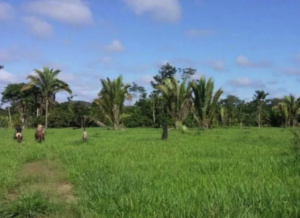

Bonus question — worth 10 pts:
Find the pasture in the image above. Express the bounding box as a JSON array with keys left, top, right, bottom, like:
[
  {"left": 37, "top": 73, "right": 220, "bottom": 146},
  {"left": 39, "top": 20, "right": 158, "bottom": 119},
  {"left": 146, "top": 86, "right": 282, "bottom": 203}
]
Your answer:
[{"left": 0, "top": 127, "right": 299, "bottom": 217}]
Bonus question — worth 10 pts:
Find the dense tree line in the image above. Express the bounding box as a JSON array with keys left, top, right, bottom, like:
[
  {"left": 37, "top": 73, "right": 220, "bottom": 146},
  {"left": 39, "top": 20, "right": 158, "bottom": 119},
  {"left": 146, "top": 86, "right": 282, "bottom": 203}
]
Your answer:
[{"left": 1, "top": 64, "right": 299, "bottom": 129}]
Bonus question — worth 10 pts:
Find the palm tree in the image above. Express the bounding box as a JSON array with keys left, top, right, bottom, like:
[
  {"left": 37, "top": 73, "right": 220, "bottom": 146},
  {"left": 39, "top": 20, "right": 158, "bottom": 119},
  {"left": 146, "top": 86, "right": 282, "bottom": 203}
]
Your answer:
[
  {"left": 218, "top": 106, "right": 228, "bottom": 127},
  {"left": 275, "top": 95, "right": 300, "bottom": 127},
  {"left": 0, "top": 65, "right": 4, "bottom": 69},
  {"left": 21, "top": 67, "right": 72, "bottom": 128},
  {"left": 253, "top": 90, "right": 269, "bottom": 128},
  {"left": 95, "top": 75, "right": 132, "bottom": 130},
  {"left": 149, "top": 91, "right": 160, "bottom": 125},
  {"left": 155, "top": 77, "right": 192, "bottom": 129},
  {"left": 190, "top": 76, "right": 223, "bottom": 129},
  {"left": 269, "top": 103, "right": 287, "bottom": 127}
]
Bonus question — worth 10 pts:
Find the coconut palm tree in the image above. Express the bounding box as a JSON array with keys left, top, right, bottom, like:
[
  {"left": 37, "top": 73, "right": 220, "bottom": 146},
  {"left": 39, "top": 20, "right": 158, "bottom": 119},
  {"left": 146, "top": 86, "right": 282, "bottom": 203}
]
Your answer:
[
  {"left": 272, "top": 103, "right": 288, "bottom": 127},
  {"left": 275, "top": 94, "right": 300, "bottom": 127},
  {"left": 95, "top": 75, "right": 132, "bottom": 130},
  {"left": 21, "top": 67, "right": 72, "bottom": 128},
  {"left": 149, "top": 91, "right": 161, "bottom": 125},
  {"left": 253, "top": 90, "right": 269, "bottom": 128},
  {"left": 218, "top": 106, "right": 228, "bottom": 127},
  {"left": 190, "top": 76, "right": 223, "bottom": 128},
  {"left": 155, "top": 77, "right": 192, "bottom": 129}
]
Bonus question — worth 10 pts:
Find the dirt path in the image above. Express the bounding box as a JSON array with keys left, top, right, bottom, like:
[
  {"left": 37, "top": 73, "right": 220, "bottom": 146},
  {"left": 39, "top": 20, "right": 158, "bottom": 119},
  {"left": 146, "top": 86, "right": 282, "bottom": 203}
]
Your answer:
[{"left": 1, "top": 160, "right": 78, "bottom": 217}]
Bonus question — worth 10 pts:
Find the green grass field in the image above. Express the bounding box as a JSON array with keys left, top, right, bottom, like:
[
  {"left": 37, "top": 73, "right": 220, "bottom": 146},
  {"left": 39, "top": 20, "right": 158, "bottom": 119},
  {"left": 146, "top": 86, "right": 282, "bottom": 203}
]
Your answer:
[{"left": 0, "top": 127, "right": 299, "bottom": 217}]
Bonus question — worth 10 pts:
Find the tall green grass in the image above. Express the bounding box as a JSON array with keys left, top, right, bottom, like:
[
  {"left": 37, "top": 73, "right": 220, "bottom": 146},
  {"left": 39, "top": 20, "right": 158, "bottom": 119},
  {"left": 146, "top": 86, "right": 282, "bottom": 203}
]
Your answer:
[{"left": 0, "top": 127, "right": 299, "bottom": 217}]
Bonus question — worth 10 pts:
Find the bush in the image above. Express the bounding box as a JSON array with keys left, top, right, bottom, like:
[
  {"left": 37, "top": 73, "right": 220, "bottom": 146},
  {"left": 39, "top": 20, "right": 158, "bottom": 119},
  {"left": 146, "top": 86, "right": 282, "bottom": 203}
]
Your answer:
[{"left": 31, "top": 116, "right": 45, "bottom": 128}]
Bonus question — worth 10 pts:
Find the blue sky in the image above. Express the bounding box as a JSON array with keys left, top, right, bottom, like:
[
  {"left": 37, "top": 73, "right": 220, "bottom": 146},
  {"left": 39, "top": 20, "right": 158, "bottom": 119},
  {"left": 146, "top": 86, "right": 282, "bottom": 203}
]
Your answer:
[{"left": 0, "top": 0, "right": 300, "bottom": 104}]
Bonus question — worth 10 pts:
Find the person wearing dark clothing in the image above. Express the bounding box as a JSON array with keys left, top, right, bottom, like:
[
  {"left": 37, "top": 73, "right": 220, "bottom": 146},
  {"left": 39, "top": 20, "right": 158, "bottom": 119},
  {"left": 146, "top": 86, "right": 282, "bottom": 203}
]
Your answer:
[
  {"left": 14, "top": 126, "right": 22, "bottom": 139},
  {"left": 15, "top": 126, "right": 22, "bottom": 133}
]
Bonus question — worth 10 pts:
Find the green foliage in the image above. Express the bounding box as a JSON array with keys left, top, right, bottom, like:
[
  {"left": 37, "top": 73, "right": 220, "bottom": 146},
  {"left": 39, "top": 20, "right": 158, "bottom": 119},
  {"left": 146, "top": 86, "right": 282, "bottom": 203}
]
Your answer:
[
  {"left": 21, "top": 67, "right": 72, "bottom": 128},
  {"left": 219, "top": 95, "right": 243, "bottom": 126},
  {"left": 155, "top": 77, "right": 192, "bottom": 129},
  {"left": 1, "top": 64, "right": 298, "bottom": 129},
  {"left": 31, "top": 116, "right": 45, "bottom": 127},
  {"left": 11, "top": 114, "right": 23, "bottom": 127},
  {"left": 129, "top": 82, "right": 146, "bottom": 98},
  {"left": 1, "top": 128, "right": 298, "bottom": 217},
  {"left": 1, "top": 83, "right": 40, "bottom": 127},
  {"left": 191, "top": 75, "right": 223, "bottom": 128},
  {"left": 253, "top": 90, "right": 269, "bottom": 128},
  {"left": 151, "top": 63, "right": 177, "bottom": 88},
  {"left": 96, "top": 75, "right": 132, "bottom": 129},
  {"left": 0, "top": 115, "right": 9, "bottom": 128},
  {"left": 290, "top": 130, "right": 300, "bottom": 158},
  {"left": 123, "top": 105, "right": 152, "bottom": 127},
  {"left": 178, "top": 67, "right": 196, "bottom": 81},
  {"left": 0, "top": 192, "right": 57, "bottom": 217},
  {"left": 48, "top": 109, "right": 73, "bottom": 128}
]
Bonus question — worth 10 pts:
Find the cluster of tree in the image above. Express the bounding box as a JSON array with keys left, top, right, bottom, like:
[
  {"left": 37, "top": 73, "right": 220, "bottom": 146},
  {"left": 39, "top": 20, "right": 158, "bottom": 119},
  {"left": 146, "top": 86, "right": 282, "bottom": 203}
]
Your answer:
[{"left": 1, "top": 64, "right": 300, "bottom": 129}]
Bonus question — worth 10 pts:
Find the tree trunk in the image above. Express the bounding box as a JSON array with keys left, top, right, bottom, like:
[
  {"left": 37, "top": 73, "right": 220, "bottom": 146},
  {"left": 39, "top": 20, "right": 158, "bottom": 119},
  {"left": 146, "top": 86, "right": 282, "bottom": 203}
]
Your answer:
[
  {"left": 45, "top": 99, "right": 48, "bottom": 128},
  {"left": 113, "top": 104, "right": 120, "bottom": 130},
  {"left": 293, "top": 118, "right": 296, "bottom": 128},
  {"left": 257, "top": 106, "right": 261, "bottom": 129},
  {"left": 21, "top": 117, "right": 25, "bottom": 128},
  {"left": 161, "top": 122, "right": 168, "bottom": 140},
  {"left": 8, "top": 106, "right": 12, "bottom": 128},
  {"left": 152, "top": 101, "right": 156, "bottom": 124},
  {"left": 191, "top": 113, "right": 194, "bottom": 128}
]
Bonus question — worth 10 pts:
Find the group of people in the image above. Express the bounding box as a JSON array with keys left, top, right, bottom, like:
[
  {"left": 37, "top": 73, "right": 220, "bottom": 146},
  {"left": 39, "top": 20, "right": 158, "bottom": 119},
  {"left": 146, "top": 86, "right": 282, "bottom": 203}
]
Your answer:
[{"left": 14, "top": 124, "right": 45, "bottom": 140}]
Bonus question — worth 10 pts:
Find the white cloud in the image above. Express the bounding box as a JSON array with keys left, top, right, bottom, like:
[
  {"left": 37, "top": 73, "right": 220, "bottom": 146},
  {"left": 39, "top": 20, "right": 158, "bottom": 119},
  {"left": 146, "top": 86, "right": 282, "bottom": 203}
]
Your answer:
[
  {"left": 0, "top": 1, "right": 14, "bottom": 21},
  {"left": 24, "top": 0, "right": 93, "bottom": 25},
  {"left": 209, "top": 60, "right": 226, "bottom": 72},
  {"left": 268, "top": 80, "right": 278, "bottom": 85},
  {"left": 0, "top": 49, "right": 16, "bottom": 62},
  {"left": 296, "top": 54, "right": 300, "bottom": 64},
  {"left": 169, "top": 58, "right": 196, "bottom": 67},
  {"left": 23, "top": 16, "right": 53, "bottom": 38},
  {"left": 101, "top": 56, "right": 112, "bottom": 64},
  {"left": 67, "top": 83, "right": 100, "bottom": 102},
  {"left": 123, "top": 0, "right": 181, "bottom": 22},
  {"left": 236, "top": 55, "right": 251, "bottom": 67},
  {"left": 0, "top": 69, "right": 16, "bottom": 83},
  {"left": 190, "top": 73, "right": 202, "bottom": 81},
  {"left": 44, "top": 62, "right": 68, "bottom": 71},
  {"left": 235, "top": 55, "right": 270, "bottom": 68},
  {"left": 57, "top": 73, "right": 75, "bottom": 82},
  {"left": 228, "top": 77, "right": 265, "bottom": 89},
  {"left": 155, "top": 60, "right": 169, "bottom": 68},
  {"left": 136, "top": 75, "right": 154, "bottom": 86},
  {"left": 281, "top": 68, "right": 300, "bottom": 76},
  {"left": 0, "top": 47, "right": 42, "bottom": 63},
  {"left": 186, "top": 29, "right": 213, "bottom": 38},
  {"left": 265, "top": 87, "right": 288, "bottom": 99},
  {"left": 103, "top": 40, "right": 124, "bottom": 53}
]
